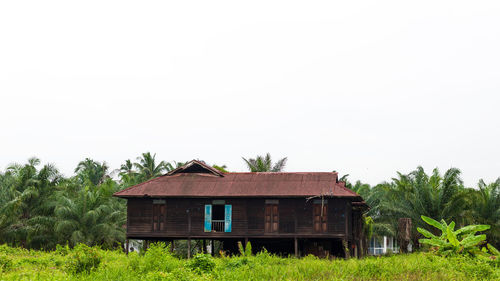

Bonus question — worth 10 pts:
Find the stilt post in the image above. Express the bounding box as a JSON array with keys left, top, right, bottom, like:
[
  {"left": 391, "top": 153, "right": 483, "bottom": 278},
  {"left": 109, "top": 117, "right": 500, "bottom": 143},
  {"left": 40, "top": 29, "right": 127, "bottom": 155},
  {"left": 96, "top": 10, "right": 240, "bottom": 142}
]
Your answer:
[
  {"left": 211, "top": 239, "right": 215, "bottom": 256},
  {"left": 342, "top": 239, "right": 350, "bottom": 259},
  {"left": 294, "top": 237, "right": 298, "bottom": 257}
]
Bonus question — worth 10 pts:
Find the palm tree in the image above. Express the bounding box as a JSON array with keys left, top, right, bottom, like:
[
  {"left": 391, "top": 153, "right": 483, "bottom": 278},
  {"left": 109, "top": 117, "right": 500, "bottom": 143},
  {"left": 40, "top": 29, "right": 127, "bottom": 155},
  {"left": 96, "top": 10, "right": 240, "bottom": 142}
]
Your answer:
[
  {"left": 212, "top": 164, "right": 229, "bottom": 173},
  {"left": 1, "top": 158, "right": 61, "bottom": 248},
  {"left": 377, "top": 167, "right": 468, "bottom": 247},
  {"left": 54, "top": 180, "right": 125, "bottom": 248},
  {"left": 242, "top": 153, "right": 287, "bottom": 172},
  {"left": 75, "top": 158, "right": 109, "bottom": 185},
  {"left": 464, "top": 179, "right": 500, "bottom": 247},
  {"left": 0, "top": 171, "right": 17, "bottom": 244},
  {"left": 134, "top": 152, "right": 168, "bottom": 181},
  {"left": 117, "top": 159, "right": 139, "bottom": 187}
]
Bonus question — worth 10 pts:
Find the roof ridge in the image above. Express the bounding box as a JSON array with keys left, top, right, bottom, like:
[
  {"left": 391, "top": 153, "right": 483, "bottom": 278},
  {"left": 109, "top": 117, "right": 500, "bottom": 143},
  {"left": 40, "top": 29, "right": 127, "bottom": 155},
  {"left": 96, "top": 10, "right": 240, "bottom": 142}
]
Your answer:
[{"left": 224, "top": 171, "right": 338, "bottom": 174}]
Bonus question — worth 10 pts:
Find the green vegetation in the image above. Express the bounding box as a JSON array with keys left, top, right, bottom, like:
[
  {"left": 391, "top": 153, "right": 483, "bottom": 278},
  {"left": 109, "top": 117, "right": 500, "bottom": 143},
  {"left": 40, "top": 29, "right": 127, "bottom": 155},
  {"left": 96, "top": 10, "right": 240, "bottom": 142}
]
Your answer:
[
  {"left": 417, "top": 215, "right": 498, "bottom": 259},
  {"left": 0, "top": 242, "right": 498, "bottom": 280},
  {"left": 242, "top": 153, "right": 288, "bottom": 172},
  {"left": 346, "top": 167, "right": 500, "bottom": 249},
  {"left": 0, "top": 154, "right": 226, "bottom": 249},
  {"left": 1, "top": 154, "right": 499, "bottom": 250},
  {"left": 1, "top": 153, "right": 500, "bottom": 279}
]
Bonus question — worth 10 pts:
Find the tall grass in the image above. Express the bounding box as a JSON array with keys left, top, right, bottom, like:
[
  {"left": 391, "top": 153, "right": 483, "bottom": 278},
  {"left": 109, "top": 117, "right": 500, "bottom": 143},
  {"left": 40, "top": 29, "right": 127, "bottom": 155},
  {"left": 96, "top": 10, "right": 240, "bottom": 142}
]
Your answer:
[{"left": 0, "top": 243, "right": 498, "bottom": 280}]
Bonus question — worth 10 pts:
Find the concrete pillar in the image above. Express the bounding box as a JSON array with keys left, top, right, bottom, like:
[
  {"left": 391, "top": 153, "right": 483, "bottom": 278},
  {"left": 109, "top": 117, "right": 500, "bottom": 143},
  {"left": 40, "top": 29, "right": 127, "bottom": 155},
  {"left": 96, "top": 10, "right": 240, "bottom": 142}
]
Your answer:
[{"left": 383, "top": 236, "right": 387, "bottom": 254}]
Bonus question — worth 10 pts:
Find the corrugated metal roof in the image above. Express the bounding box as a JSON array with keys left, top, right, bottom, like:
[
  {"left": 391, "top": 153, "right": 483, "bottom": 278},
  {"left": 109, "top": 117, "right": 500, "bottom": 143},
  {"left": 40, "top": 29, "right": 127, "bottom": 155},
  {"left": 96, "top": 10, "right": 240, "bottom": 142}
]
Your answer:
[{"left": 113, "top": 167, "right": 362, "bottom": 200}]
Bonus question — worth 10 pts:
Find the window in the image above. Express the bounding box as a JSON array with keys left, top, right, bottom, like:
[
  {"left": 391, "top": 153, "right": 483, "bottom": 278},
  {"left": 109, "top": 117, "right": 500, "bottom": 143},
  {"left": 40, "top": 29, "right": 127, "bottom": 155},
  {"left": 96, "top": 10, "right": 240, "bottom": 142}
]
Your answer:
[
  {"left": 152, "top": 199, "right": 166, "bottom": 231},
  {"left": 204, "top": 201, "right": 232, "bottom": 232},
  {"left": 313, "top": 199, "right": 328, "bottom": 233},
  {"left": 265, "top": 200, "right": 279, "bottom": 233}
]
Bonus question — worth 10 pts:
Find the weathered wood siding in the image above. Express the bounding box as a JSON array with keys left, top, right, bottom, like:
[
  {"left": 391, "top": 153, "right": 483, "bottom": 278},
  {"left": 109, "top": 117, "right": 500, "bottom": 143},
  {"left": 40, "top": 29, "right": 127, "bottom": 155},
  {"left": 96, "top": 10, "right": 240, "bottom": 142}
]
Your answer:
[{"left": 126, "top": 198, "right": 352, "bottom": 238}]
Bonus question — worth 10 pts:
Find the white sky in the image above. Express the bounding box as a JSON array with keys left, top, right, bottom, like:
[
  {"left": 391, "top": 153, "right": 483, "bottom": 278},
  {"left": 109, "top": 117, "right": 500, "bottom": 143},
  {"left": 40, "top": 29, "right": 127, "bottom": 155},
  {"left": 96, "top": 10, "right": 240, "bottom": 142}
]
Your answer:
[{"left": 1, "top": 1, "right": 499, "bottom": 187}]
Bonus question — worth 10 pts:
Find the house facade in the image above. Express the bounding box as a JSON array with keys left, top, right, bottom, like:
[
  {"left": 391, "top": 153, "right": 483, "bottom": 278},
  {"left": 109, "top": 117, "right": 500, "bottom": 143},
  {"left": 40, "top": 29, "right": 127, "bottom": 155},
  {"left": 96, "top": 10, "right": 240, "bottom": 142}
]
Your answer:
[{"left": 114, "top": 160, "right": 368, "bottom": 257}]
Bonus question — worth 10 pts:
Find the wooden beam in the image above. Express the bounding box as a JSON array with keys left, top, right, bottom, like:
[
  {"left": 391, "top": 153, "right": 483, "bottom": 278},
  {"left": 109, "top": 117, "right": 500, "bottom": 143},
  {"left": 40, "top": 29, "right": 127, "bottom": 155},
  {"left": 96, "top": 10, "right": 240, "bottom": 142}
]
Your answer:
[
  {"left": 187, "top": 238, "right": 191, "bottom": 259},
  {"left": 203, "top": 239, "right": 206, "bottom": 253},
  {"left": 125, "top": 239, "right": 129, "bottom": 255}
]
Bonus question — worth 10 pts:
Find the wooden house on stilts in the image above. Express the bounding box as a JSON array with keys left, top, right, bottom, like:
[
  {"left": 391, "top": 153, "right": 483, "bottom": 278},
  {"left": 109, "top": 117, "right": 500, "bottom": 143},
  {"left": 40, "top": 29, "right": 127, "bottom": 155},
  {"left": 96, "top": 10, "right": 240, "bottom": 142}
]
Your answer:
[{"left": 114, "top": 160, "right": 368, "bottom": 257}]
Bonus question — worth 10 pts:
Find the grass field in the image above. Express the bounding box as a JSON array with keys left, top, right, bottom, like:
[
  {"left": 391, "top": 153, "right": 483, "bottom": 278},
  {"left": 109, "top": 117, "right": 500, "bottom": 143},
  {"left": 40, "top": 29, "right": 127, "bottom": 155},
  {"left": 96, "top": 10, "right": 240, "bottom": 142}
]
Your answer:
[{"left": 0, "top": 243, "right": 499, "bottom": 281}]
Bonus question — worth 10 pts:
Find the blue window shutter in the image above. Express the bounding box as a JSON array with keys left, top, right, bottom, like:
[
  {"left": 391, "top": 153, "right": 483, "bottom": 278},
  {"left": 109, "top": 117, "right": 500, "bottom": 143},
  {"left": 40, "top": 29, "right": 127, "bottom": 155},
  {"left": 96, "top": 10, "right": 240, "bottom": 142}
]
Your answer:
[
  {"left": 224, "top": 205, "right": 232, "bottom": 232},
  {"left": 204, "top": 205, "right": 212, "bottom": 232}
]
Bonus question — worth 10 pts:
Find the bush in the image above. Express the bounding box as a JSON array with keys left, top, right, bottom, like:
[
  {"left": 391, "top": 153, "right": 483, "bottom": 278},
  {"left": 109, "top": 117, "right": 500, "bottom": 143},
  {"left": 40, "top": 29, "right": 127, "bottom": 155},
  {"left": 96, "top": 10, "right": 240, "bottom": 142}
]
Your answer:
[
  {"left": 0, "top": 244, "right": 18, "bottom": 255},
  {"left": 55, "top": 244, "right": 70, "bottom": 256},
  {"left": 65, "top": 243, "right": 102, "bottom": 274},
  {"left": 0, "top": 253, "right": 13, "bottom": 272},
  {"left": 127, "top": 251, "right": 141, "bottom": 271},
  {"left": 187, "top": 253, "right": 216, "bottom": 273},
  {"left": 141, "top": 242, "right": 181, "bottom": 273}
]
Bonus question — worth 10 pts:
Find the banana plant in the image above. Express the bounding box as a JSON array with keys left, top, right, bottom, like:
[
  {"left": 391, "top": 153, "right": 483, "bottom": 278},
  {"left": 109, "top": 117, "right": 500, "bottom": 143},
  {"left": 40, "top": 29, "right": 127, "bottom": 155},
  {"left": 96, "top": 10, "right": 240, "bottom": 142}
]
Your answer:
[{"left": 417, "top": 215, "right": 498, "bottom": 257}]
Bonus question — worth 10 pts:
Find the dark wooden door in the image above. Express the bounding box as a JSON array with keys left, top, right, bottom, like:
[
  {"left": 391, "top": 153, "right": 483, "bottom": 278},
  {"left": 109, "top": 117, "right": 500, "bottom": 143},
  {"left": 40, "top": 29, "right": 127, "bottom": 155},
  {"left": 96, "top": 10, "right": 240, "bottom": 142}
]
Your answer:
[
  {"left": 265, "top": 204, "right": 279, "bottom": 233},
  {"left": 152, "top": 203, "right": 166, "bottom": 231},
  {"left": 313, "top": 204, "right": 328, "bottom": 233}
]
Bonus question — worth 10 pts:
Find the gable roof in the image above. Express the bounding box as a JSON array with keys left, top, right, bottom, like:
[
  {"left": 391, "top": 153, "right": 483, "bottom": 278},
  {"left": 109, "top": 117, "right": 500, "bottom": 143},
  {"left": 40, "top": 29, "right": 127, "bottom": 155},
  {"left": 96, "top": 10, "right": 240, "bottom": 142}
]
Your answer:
[
  {"left": 166, "top": 160, "right": 224, "bottom": 177},
  {"left": 113, "top": 160, "right": 362, "bottom": 200}
]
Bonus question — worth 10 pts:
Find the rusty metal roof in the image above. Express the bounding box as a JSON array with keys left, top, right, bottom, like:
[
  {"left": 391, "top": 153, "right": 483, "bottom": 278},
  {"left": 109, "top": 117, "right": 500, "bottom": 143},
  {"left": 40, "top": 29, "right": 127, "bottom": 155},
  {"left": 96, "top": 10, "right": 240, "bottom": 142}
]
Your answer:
[{"left": 113, "top": 161, "right": 362, "bottom": 200}]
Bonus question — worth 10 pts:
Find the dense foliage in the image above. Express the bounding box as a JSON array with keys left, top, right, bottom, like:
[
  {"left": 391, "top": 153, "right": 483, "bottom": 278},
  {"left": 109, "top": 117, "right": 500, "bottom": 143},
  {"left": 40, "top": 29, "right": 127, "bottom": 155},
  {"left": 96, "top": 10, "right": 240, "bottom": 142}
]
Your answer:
[
  {"left": 0, "top": 243, "right": 498, "bottom": 280},
  {"left": 0, "top": 154, "right": 229, "bottom": 250},
  {"left": 1, "top": 153, "right": 499, "bottom": 251},
  {"left": 346, "top": 167, "right": 500, "bottom": 249}
]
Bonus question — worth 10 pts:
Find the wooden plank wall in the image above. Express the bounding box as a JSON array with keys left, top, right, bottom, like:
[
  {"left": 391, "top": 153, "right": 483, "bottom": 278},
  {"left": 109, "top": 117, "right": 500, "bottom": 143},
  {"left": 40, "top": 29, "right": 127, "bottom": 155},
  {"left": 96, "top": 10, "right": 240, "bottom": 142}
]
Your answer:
[
  {"left": 126, "top": 198, "right": 352, "bottom": 238},
  {"left": 328, "top": 198, "right": 347, "bottom": 234}
]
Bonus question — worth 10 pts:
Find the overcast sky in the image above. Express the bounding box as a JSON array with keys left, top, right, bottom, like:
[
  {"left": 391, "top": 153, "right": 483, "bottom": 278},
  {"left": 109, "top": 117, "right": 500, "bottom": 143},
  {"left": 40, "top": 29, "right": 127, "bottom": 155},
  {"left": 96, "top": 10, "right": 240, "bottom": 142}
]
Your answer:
[{"left": 1, "top": 1, "right": 499, "bottom": 187}]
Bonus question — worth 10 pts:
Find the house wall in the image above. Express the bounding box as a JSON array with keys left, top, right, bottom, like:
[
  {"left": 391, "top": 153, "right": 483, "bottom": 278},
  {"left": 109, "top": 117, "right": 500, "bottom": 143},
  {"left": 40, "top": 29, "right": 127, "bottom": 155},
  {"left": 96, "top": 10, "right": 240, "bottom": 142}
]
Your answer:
[{"left": 126, "top": 197, "right": 353, "bottom": 239}]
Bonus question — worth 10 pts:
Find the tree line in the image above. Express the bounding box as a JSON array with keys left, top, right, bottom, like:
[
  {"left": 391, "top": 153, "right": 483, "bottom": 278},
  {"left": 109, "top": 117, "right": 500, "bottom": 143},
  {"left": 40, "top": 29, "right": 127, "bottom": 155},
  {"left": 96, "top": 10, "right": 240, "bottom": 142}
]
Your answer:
[{"left": 0, "top": 152, "right": 498, "bottom": 249}]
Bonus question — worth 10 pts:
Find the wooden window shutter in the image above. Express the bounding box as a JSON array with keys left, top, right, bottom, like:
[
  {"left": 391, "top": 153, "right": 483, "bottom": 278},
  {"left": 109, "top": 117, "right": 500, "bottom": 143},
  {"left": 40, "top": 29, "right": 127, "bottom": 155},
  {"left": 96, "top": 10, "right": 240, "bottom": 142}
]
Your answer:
[
  {"left": 204, "top": 205, "right": 212, "bottom": 232},
  {"left": 265, "top": 203, "right": 279, "bottom": 233},
  {"left": 313, "top": 204, "right": 328, "bottom": 233},
  {"left": 152, "top": 200, "right": 166, "bottom": 232},
  {"left": 272, "top": 204, "right": 279, "bottom": 232},
  {"left": 224, "top": 205, "right": 232, "bottom": 232}
]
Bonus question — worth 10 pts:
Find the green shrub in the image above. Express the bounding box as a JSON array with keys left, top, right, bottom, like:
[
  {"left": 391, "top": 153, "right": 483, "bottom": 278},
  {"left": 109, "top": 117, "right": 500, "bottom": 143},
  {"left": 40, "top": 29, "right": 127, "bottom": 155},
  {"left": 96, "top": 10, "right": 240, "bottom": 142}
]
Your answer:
[
  {"left": 127, "top": 251, "right": 141, "bottom": 271},
  {"left": 141, "top": 242, "right": 180, "bottom": 273},
  {"left": 0, "top": 244, "right": 18, "bottom": 255},
  {"left": 144, "top": 268, "right": 201, "bottom": 281},
  {"left": 65, "top": 243, "right": 102, "bottom": 274},
  {"left": 417, "top": 215, "right": 494, "bottom": 257},
  {"left": 55, "top": 244, "right": 70, "bottom": 256},
  {"left": 237, "top": 241, "right": 252, "bottom": 257},
  {"left": 0, "top": 253, "right": 13, "bottom": 272},
  {"left": 187, "top": 253, "right": 216, "bottom": 273}
]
